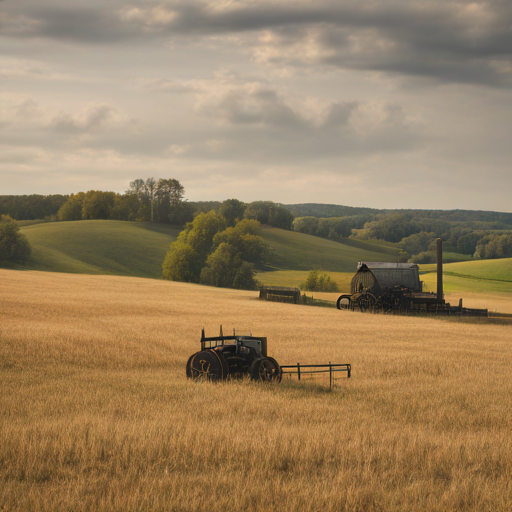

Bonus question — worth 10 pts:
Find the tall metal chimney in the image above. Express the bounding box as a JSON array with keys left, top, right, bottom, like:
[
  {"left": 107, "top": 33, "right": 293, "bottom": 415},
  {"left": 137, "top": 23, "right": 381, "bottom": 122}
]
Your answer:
[{"left": 436, "top": 238, "right": 443, "bottom": 303}]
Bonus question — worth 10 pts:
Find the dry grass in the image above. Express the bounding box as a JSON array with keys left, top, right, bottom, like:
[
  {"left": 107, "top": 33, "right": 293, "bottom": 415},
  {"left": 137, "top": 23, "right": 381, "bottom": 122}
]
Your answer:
[{"left": 1, "top": 269, "right": 511, "bottom": 511}]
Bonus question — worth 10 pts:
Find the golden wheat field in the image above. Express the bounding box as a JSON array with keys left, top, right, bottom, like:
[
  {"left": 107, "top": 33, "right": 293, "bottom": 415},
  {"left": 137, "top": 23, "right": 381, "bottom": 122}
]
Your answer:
[{"left": 1, "top": 269, "right": 511, "bottom": 512}]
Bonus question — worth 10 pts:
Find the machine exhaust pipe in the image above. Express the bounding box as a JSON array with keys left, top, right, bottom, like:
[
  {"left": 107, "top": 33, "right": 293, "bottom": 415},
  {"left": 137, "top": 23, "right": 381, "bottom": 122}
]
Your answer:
[{"left": 437, "top": 238, "right": 443, "bottom": 303}]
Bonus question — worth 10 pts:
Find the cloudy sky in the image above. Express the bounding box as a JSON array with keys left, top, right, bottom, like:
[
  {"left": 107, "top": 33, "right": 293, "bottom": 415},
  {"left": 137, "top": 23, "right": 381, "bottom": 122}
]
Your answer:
[{"left": 1, "top": 0, "right": 512, "bottom": 211}]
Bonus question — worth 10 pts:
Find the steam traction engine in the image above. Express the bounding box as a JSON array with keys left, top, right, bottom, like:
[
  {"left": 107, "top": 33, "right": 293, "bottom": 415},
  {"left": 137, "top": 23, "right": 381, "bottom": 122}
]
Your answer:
[{"left": 337, "top": 239, "right": 488, "bottom": 316}]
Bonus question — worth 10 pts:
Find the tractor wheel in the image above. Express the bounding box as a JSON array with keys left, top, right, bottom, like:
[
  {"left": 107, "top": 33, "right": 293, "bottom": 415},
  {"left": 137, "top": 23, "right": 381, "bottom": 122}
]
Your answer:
[
  {"left": 336, "top": 295, "right": 352, "bottom": 310},
  {"left": 188, "top": 350, "right": 228, "bottom": 382},
  {"left": 356, "top": 293, "right": 376, "bottom": 313},
  {"left": 186, "top": 352, "right": 197, "bottom": 379},
  {"left": 250, "top": 357, "right": 282, "bottom": 383}
]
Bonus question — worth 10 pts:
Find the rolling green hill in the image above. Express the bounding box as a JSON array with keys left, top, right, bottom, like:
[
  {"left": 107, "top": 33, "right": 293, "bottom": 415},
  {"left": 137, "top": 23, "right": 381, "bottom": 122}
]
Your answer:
[
  {"left": 8, "top": 220, "right": 400, "bottom": 281},
  {"left": 257, "top": 226, "right": 400, "bottom": 289},
  {"left": 3, "top": 219, "right": 510, "bottom": 296},
  {"left": 18, "top": 220, "right": 181, "bottom": 278},
  {"left": 420, "top": 258, "right": 512, "bottom": 283},
  {"left": 260, "top": 226, "right": 399, "bottom": 272}
]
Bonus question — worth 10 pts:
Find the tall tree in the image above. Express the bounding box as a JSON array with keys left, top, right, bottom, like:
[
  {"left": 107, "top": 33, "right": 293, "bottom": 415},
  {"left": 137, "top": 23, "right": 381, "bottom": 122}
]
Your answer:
[
  {"left": 145, "top": 177, "right": 157, "bottom": 222},
  {"left": 156, "top": 178, "right": 185, "bottom": 224},
  {"left": 126, "top": 179, "right": 146, "bottom": 198}
]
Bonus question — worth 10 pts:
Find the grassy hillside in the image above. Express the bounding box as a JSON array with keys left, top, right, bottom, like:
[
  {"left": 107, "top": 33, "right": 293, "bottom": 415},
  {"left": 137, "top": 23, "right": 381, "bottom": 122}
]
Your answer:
[
  {"left": 18, "top": 220, "right": 181, "bottom": 278},
  {"left": 420, "top": 258, "right": 512, "bottom": 296},
  {"left": 261, "top": 226, "right": 399, "bottom": 272},
  {"left": 257, "top": 227, "right": 399, "bottom": 290},
  {"left": 421, "top": 258, "right": 512, "bottom": 282},
  {"left": 7, "top": 220, "right": 399, "bottom": 280}
]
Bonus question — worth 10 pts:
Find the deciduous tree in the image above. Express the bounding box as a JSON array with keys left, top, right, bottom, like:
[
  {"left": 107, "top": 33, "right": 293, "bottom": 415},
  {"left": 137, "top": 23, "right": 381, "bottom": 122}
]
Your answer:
[
  {"left": 244, "top": 201, "right": 294, "bottom": 230},
  {"left": 219, "top": 199, "right": 246, "bottom": 227},
  {"left": 58, "top": 192, "right": 86, "bottom": 221},
  {"left": 81, "top": 191, "right": 116, "bottom": 220},
  {"left": 0, "top": 215, "right": 31, "bottom": 263}
]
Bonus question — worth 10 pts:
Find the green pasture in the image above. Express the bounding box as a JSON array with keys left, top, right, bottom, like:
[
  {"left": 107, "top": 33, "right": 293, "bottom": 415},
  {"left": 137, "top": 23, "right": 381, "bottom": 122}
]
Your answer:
[
  {"left": 18, "top": 220, "right": 181, "bottom": 278},
  {"left": 421, "top": 258, "right": 512, "bottom": 283},
  {"left": 421, "top": 273, "right": 512, "bottom": 295},
  {"left": 260, "top": 226, "right": 399, "bottom": 272}
]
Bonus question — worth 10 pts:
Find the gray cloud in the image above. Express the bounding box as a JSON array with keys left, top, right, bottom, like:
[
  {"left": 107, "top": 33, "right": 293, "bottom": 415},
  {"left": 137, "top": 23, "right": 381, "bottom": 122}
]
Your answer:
[
  {"left": 4, "top": 1, "right": 511, "bottom": 86},
  {"left": 196, "top": 85, "right": 308, "bottom": 130},
  {"left": 48, "top": 104, "right": 117, "bottom": 134}
]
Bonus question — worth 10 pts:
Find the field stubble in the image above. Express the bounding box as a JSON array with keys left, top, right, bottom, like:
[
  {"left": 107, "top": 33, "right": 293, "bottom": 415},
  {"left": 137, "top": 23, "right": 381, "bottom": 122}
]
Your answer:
[{"left": 0, "top": 269, "right": 511, "bottom": 511}]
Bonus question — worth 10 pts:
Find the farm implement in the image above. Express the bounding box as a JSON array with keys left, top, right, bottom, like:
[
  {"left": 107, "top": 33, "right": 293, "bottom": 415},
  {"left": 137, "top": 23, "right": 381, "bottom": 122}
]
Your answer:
[
  {"left": 186, "top": 327, "right": 351, "bottom": 386},
  {"left": 336, "top": 238, "right": 488, "bottom": 317}
]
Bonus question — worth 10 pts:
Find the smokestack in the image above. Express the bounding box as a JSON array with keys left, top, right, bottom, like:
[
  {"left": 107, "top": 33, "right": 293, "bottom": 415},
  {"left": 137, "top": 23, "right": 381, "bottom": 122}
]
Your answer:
[{"left": 437, "top": 238, "right": 443, "bottom": 303}]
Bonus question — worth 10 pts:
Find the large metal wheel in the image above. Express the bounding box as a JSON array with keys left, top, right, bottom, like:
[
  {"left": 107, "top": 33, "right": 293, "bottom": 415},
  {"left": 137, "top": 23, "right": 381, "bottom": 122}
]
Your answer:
[
  {"left": 336, "top": 294, "right": 352, "bottom": 310},
  {"left": 186, "top": 352, "right": 197, "bottom": 379},
  {"left": 250, "top": 357, "right": 282, "bottom": 383},
  {"left": 188, "top": 350, "right": 228, "bottom": 382},
  {"left": 356, "top": 292, "right": 376, "bottom": 312}
]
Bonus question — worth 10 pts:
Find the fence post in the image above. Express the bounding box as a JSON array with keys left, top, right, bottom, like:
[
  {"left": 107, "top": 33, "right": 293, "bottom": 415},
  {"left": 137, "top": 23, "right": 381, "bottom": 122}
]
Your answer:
[
  {"left": 297, "top": 363, "right": 301, "bottom": 381},
  {"left": 329, "top": 361, "right": 332, "bottom": 389}
]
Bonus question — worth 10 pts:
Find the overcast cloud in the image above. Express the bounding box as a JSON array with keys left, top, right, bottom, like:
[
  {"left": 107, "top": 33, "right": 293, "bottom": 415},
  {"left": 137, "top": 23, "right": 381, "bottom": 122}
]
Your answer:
[{"left": 1, "top": 0, "right": 512, "bottom": 211}]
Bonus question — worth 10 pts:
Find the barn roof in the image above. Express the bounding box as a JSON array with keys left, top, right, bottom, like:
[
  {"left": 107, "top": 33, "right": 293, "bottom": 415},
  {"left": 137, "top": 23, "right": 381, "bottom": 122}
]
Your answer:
[
  {"left": 356, "top": 262, "right": 422, "bottom": 292},
  {"left": 357, "top": 262, "right": 419, "bottom": 270}
]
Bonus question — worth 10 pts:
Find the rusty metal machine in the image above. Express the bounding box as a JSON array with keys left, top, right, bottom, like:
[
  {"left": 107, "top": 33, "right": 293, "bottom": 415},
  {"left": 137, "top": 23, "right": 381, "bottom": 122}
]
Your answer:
[
  {"left": 186, "top": 328, "right": 352, "bottom": 386},
  {"left": 186, "top": 327, "right": 282, "bottom": 382},
  {"left": 336, "top": 239, "right": 488, "bottom": 316}
]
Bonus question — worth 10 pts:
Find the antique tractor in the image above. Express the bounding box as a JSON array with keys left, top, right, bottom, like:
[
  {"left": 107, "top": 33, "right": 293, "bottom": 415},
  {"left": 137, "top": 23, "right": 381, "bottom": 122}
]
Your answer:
[{"left": 186, "top": 328, "right": 282, "bottom": 383}]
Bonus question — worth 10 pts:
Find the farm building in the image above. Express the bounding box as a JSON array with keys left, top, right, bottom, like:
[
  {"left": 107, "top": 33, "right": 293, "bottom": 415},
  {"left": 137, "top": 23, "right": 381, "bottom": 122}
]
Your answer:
[{"left": 351, "top": 262, "right": 422, "bottom": 296}]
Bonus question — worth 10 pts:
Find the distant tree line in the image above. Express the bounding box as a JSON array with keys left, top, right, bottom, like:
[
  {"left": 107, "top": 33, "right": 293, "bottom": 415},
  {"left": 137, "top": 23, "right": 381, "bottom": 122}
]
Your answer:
[
  {"left": 57, "top": 188, "right": 295, "bottom": 230},
  {"left": 190, "top": 200, "right": 294, "bottom": 230},
  {"left": 293, "top": 215, "right": 373, "bottom": 240},
  {"left": 0, "top": 195, "right": 69, "bottom": 220},
  {"left": 360, "top": 214, "right": 512, "bottom": 261},
  {"left": 292, "top": 211, "right": 512, "bottom": 262},
  {"left": 57, "top": 178, "right": 191, "bottom": 224},
  {"left": 1, "top": 186, "right": 296, "bottom": 231},
  {"left": 286, "top": 203, "right": 512, "bottom": 225},
  {"left": 4, "top": 188, "right": 512, "bottom": 263},
  {"left": 286, "top": 203, "right": 380, "bottom": 218}
]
